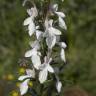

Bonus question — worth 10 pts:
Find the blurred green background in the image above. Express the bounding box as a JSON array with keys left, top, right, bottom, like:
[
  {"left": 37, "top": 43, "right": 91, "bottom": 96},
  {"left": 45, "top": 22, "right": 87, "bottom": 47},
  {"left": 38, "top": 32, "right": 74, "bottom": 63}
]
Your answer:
[{"left": 0, "top": 0, "right": 96, "bottom": 96}]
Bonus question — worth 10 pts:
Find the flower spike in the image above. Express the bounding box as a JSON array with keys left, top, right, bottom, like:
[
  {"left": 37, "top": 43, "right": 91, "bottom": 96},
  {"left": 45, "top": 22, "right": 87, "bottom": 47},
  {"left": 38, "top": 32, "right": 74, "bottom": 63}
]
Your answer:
[{"left": 18, "top": 0, "right": 67, "bottom": 95}]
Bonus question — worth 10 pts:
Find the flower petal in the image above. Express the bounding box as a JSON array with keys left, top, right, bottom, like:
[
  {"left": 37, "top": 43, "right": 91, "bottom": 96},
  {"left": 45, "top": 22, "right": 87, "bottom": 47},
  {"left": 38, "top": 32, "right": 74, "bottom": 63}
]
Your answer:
[
  {"left": 60, "top": 48, "right": 66, "bottom": 62},
  {"left": 56, "top": 81, "right": 62, "bottom": 93},
  {"left": 36, "top": 30, "right": 43, "bottom": 40},
  {"left": 39, "top": 69, "right": 48, "bottom": 83},
  {"left": 27, "top": 9, "right": 32, "bottom": 16},
  {"left": 20, "top": 79, "right": 30, "bottom": 95},
  {"left": 31, "top": 7, "right": 38, "bottom": 17},
  {"left": 18, "top": 75, "right": 30, "bottom": 81},
  {"left": 55, "top": 12, "right": 65, "bottom": 18},
  {"left": 23, "top": 17, "right": 32, "bottom": 26},
  {"left": 28, "top": 21, "right": 36, "bottom": 36},
  {"left": 27, "top": 7, "right": 38, "bottom": 17},
  {"left": 59, "top": 42, "right": 67, "bottom": 48},
  {"left": 47, "top": 64, "right": 54, "bottom": 73},
  {"left": 49, "top": 27, "right": 62, "bottom": 35},
  {"left": 31, "top": 54, "right": 41, "bottom": 69},
  {"left": 25, "top": 49, "right": 33, "bottom": 57},
  {"left": 46, "top": 35, "right": 56, "bottom": 49},
  {"left": 59, "top": 17, "right": 67, "bottom": 30},
  {"left": 53, "top": 4, "right": 58, "bottom": 12}
]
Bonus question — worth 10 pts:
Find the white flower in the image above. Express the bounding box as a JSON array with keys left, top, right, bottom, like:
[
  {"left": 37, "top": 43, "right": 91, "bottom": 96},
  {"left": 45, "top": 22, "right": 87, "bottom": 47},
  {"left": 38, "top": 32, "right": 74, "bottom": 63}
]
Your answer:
[
  {"left": 59, "top": 42, "right": 67, "bottom": 62},
  {"left": 23, "top": 6, "right": 38, "bottom": 36},
  {"left": 56, "top": 81, "right": 62, "bottom": 93},
  {"left": 39, "top": 57, "right": 54, "bottom": 83},
  {"left": 25, "top": 48, "right": 41, "bottom": 69},
  {"left": 23, "top": 16, "right": 36, "bottom": 36},
  {"left": 18, "top": 69, "right": 35, "bottom": 81},
  {"left": 53, "top": 4, "right": 67, "bottom": 30},
  {"left": 44, "top": 19, "right": 62, "bottom": 36},
  {"left": 18, "top": 69, "right": 35, "bottom": 95},
  {"left": 45, "top": 19, "right": 62, "bottom": 49},
  {"left": 53, "top": 4, "right": 65, "bottom": 18}
]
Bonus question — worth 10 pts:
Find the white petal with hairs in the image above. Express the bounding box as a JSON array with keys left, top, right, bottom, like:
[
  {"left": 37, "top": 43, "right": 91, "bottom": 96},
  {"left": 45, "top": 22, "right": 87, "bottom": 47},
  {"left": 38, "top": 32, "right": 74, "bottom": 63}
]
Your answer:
[
  {"left": 46, "top": 35, "right": 56, "bottom": 49},
  {"left": 59, "top": 17, "right": 67, "bottom": 30},
  {"left": 49, "top": 27, "right": 62, "bottom": 35},
  {"left": 39, "top": 69, "right": 48, "bottom": 83},
  {"left": 31, "top": 54, "right": 41, "bottom": 69},
  {"left": 20, "top": 79, "right": 30, "bottom": 95},
  {"left": 23, "top": 17, "right": 32, "bottom": 26},
  {"left": 60, "top": 48, "right": 66, "bottom": 62},
  {"left": 18, "top": 75, "right": 30, "bottom": 81},
  {"left": 56, "top": 81, "right": 62, "bottom": 93},
  {"left": 59, "top": 42, "right": 67, "bottom": 48},
  {"left": 28, "top": 21, "right": 36, "bottom": 36},
  {"left": 47, "top": 64, "right": 54, "bottom": 73},
  {"left": 25, "top": 49, "right": 33, "bottom": 57},
  {"left": 36, "top": 30, "right": 43, "bottom": 40},
  {"left": 55, "top": 12, "right": 65, "bottom": 18},
  {"left": 39, "top": 57, "right": 54, "bottom": 83},
  {"left": 53, "top": 4, "right": 58, "bottom": 11}
]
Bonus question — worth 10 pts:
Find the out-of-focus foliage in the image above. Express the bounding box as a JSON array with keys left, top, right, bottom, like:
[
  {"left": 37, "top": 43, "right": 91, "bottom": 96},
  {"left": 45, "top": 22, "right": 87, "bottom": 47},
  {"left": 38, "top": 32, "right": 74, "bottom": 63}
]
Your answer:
[{"left": 0, "top": 0, "right": 96, "bottom": 96}]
